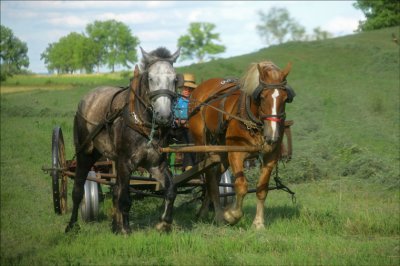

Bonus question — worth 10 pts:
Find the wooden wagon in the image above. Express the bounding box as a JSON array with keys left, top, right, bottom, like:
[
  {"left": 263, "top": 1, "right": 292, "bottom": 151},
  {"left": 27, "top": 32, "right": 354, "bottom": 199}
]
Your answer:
[{"left": 42, "top": 121, "right": 294, "bottom": 221}]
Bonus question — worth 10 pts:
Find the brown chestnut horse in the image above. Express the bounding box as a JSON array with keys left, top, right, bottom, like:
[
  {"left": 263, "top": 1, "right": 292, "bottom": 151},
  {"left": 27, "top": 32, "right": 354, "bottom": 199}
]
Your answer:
[{"left": 188, "top": 61, "right": 294, "bottom": 229}]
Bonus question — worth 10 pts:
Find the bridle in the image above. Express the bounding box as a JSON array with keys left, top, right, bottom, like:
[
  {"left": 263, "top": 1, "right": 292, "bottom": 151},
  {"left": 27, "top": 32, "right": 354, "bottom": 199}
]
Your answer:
[
  {"left": 252, "top": 79, "right": 289, "bottom": 124},
  {"left": 147, "top": 89, "right": 177, "bottom": 103}
]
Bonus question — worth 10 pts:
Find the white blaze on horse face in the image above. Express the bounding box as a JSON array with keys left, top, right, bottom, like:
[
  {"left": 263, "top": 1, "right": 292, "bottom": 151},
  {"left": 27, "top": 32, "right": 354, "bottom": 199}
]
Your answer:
[{"left": 270, "top": 89, "right": 280, "bottom": 137}]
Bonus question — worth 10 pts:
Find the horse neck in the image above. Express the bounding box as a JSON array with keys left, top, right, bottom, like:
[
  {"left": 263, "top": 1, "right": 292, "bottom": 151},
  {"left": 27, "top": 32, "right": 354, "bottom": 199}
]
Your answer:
[{"left": 132, "top": 74, "right": 152, "bottom": 122}]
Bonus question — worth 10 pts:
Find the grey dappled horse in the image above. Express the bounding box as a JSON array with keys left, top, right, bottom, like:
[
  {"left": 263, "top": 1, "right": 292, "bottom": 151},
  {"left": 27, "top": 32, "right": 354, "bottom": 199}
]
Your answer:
[{"left": 65, "top": 47, "right": 180, "bottom": 234}]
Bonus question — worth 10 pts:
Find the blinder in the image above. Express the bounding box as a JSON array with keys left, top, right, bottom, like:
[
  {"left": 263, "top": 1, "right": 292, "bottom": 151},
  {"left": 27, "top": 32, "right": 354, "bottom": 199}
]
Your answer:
[
  {"left": 252, "top": 79, "right": 296, "bottom": 103},
  {"left": 285, "top": 84, "right": 296, "bottom": 103},
  {"left": 176, "top": 73, "right": 184, "bottom": 89}
]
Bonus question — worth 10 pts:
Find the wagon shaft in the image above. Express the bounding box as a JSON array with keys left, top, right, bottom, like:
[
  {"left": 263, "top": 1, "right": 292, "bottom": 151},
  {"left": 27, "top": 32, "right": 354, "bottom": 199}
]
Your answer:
[{"left": 160, "top": 145, "right": 271, "bottom": 153}]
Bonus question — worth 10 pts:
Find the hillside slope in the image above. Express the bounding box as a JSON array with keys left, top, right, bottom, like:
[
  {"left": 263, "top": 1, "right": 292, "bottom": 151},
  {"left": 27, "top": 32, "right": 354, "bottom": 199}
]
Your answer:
[{"left": 179, "top": 26, "right": 400, "bottom": 186}]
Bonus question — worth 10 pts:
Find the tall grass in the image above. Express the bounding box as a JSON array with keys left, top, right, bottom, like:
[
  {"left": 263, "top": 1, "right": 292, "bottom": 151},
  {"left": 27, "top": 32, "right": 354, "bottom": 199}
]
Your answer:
[{"left": 1, "top": 27, "right": 399, "bottom": 265}]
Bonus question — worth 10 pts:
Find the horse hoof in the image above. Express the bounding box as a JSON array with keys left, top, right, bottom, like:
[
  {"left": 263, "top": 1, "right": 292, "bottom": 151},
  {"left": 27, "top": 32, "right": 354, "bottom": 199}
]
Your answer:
[
  {"left": 111, "top": 227, "right": 131, "bottom": 235},
  {"left": 223, "top": 209, "right": 242, "bottom": 225},
  {"left": 214, "top": 212, "right": 225, "bottom": 225},
  {"left": 155, "top": 221, "right": 172, "bottom": 232},
  {"left": 252, "top": 222, "right": 265, "bottom": 230},
  {"left": 65, "top": 223, "right": 80, "bottom": 233},
  {"left": 121, "top": 228, "right": 131, "bottom": 235}
]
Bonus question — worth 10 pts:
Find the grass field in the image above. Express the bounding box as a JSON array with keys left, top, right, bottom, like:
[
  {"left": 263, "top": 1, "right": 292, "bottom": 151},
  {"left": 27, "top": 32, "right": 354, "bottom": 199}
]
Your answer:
[{"left": 1, "top": 27, "right": 399, "bottom": 265}]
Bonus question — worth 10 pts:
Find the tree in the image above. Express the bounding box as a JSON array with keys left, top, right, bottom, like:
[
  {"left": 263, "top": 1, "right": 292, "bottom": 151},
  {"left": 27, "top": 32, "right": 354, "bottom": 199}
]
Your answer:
[
  {"left": 353, "top": 0, "right": 400, "bottom": 31},
  {"left": 177, "top": 22, "right": 226, "bottom": 63},
  {"left": 290, "top": 23, "right": 307, "bottom": 41},
  {"left": 312, "top": 27, "right": 333, "bottom": 41},
  {"left": 256, "top": 7, "right": 334, "bottom": 45},
  {"left": 256, "top": 7, "right": 306, "bottom": 45},
  {"left": 86, "top": 20, "right": 139, "bottom": 72},
  {"left": 0, "top": 25, "right": 29, "bottom": 80},
  {"left": 41, "top": 32, "right": 99, "bottom": 74}
]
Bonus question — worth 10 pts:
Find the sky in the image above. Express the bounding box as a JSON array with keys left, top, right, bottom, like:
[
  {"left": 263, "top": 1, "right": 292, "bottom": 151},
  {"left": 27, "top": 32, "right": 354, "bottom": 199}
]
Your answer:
[{"left": 0, "top": 1, "right": 365, "bottom": 74}]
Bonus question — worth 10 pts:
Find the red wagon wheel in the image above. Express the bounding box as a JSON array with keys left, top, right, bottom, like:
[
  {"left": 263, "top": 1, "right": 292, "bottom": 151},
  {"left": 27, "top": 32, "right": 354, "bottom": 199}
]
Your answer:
[{"left": 51, "top": 126, "right": 68, "bottom": 214}]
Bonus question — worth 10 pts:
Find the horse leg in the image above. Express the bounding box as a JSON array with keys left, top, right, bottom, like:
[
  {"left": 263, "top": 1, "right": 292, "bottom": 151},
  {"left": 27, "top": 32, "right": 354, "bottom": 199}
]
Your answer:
[
  {"left": 112, "top": 158, "right": 132, "bottom": 235},
  {"left": 154, "top": 161, "right": 177, "bottom": 232},
  {"left": 196, "top": 183, "right": 210, "bottom": 220},
  {"left": 65, "top": 150, "right": 101, "bottom": 233},
  {"left": 252, "top": 154, "right": 279, "bottom": 229},
  {"left": 224, "top": 152, "right": 247, "bottom": 225},
  {"left": 198, "top": 164, "right": 224, "bottom": 224}
]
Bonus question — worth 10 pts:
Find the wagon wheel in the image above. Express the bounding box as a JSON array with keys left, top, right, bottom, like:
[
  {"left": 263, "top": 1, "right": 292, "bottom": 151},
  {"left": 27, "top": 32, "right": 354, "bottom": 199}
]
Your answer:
[
  {"left": 80, "top": 171, "right": 99, "bottom": 222},
  {"left": 219, "top": 169, "right": 234, "bottom": 207},
  {"left": 51, "top": 126, "right": 68, "bottom": 214}
]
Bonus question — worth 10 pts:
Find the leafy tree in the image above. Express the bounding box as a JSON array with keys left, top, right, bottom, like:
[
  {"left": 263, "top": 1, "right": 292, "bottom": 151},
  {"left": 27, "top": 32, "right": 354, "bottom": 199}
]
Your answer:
[
  {"left": 0, "top": 25, "right": 29, "bottom": 80},
  {"left": 177, "top": 22, "right": 226, "bottom": 63},
  {"left": 353, "top": 0, "right": 400, "bottom": 31},
  {"left": 256, "top": 7, "right": 305, "bottom": 45},
  {"left": 41, "top": 32, "right": 99, "bottom": 74},
  {"left": 312, "top": 27, "right": 333, "bottom": 41},
  {"left": 86, "top": 20, "right": 139, "bottom": 72},
  {"left": 256, "top": 7, "right": 334, "bottom": 45},
  {"left": 290, "top": 23, "right": 307, "bottom": 41}
]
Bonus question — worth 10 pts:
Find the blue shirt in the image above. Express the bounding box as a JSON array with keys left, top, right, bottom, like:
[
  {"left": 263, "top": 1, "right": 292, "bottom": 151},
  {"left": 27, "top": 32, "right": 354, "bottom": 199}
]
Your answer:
[{"left": 174, "top": 97, "right": 189, "bottom": 119}]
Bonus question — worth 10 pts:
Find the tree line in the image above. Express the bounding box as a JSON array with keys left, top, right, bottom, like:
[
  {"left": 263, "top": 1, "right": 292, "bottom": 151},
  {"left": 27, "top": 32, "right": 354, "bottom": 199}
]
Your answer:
[
  {"left": 40, "top": 20, "right": 139, "bottom": 74},
  {"left": 1, "top": 1, "right": 399, "bottom": 79}
]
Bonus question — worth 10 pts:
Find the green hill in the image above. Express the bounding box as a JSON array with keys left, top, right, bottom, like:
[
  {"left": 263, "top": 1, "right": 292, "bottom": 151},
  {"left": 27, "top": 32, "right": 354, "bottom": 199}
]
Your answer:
[{"left": 179, "top": 26, "right": 400, "bottom": 186}]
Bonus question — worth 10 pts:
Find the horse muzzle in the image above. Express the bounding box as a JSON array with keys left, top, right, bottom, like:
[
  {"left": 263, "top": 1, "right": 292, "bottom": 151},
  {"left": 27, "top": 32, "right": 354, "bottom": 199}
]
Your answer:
[
  {"left": 263, "top": 120, "right": 281, "bottom": 144},
  {"left": 154, "top": 111, "right": 174, "bottom": 127}
]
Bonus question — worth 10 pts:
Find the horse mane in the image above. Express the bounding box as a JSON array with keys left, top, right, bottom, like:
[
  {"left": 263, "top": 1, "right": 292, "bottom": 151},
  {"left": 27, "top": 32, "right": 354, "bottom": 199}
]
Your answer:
[
  {"left": 239, "top": 61, "right": 280, "bottom": 95},
  {"left": 140, "top": 47, "right": 173, "bottom": 71}
]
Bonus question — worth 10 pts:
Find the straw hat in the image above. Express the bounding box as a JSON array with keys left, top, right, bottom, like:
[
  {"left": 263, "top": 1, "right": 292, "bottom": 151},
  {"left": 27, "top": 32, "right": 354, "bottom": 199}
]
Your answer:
[{"left": 183, "top": 73, "right": 197, "bottom": 89}]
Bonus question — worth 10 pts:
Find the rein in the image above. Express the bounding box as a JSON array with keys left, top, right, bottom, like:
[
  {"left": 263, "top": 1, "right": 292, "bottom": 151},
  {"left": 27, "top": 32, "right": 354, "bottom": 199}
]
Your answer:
[
  {"left": 189, "top": 82, "right": 261, "bottom": 130},
  {"left": 126, "top": 68, "right": 159, "bottom": 142},
  {"left": 191, "top": 96, "right": 260, "bottom": 130},
  {"left": 190, "top": 78, "right": 289, "bottom": 131}
]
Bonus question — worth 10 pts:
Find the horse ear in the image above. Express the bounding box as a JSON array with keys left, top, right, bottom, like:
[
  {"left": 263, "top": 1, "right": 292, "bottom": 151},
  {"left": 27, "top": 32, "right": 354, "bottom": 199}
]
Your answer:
[
  {"left": 257, "top": 63, "right": 266, "bottom": 79},
  {"left": 140, "top": 46, "right": 156, "bottom": 65},
  {"left": 170, "top": 47, "right": 181, "bottom": 63},
  {"left": 282, "top": 62, "right": 292, "bottom": 79}
]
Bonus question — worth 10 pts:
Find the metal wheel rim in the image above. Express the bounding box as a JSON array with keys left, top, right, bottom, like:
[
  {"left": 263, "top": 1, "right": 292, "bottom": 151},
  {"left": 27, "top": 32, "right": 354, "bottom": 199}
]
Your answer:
[
  {"left": 219, "top": 169, "right": 234, "bottom": 207},
  {"left": 51, "top": 126, "right": 68, "bottom": 214},
  {"left": 80, "top": 172, "right": 99, "bottom": 222}
]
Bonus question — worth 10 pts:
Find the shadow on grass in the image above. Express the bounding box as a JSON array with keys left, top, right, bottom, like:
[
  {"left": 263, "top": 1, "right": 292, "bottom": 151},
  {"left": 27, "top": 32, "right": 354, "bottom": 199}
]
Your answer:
[
  {"left": 97, "top": 189, "right": 301, "bottom": 232},
  {"left": 243, "top": 203, "right": 301, "bottom": 226}
]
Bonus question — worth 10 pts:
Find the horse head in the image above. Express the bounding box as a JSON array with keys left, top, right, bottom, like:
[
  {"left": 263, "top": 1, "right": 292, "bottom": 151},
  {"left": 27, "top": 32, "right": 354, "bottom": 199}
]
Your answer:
[
  {"left": 140, "top": 47, "right": 181, "bottom": 126},
  {"left": 252, "top": 61, "right": 293, "bottom": 144}
]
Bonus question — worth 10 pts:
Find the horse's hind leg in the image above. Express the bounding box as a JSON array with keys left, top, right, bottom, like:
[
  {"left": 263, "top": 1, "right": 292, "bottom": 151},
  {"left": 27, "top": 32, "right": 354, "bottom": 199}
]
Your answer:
[
  {"left": 155, "top": 161, "right": 177, "bottom": 232},
  {"left": 198, "top": 164, "right": 225, "bottom": 224},
  {"left": 112, "top": 158, "right": 133, "bottom": 235},
  {"left": 65, "top": 149, "right": 101, "bottom": 233}
]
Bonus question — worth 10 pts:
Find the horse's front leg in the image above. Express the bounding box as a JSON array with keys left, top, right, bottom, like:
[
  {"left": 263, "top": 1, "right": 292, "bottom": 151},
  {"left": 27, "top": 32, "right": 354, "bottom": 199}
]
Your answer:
[
  {"left": 153, "top": 161, "right": 176, "bottom": 232},
  {"left": 112, "top": 158, "right": 132, "bottom": 235},
  {"left": 252, "top": 153, "right": 279, "bottom": 230},
  {"left": 224, "top": 152, "right": 248, "bottom": 225}
]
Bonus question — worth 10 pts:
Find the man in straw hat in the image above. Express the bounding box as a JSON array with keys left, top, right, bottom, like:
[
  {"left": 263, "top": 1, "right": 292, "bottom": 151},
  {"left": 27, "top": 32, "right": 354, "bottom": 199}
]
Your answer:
[{"left": 173, "top": 73, "right": 197, "bottom": 171}]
